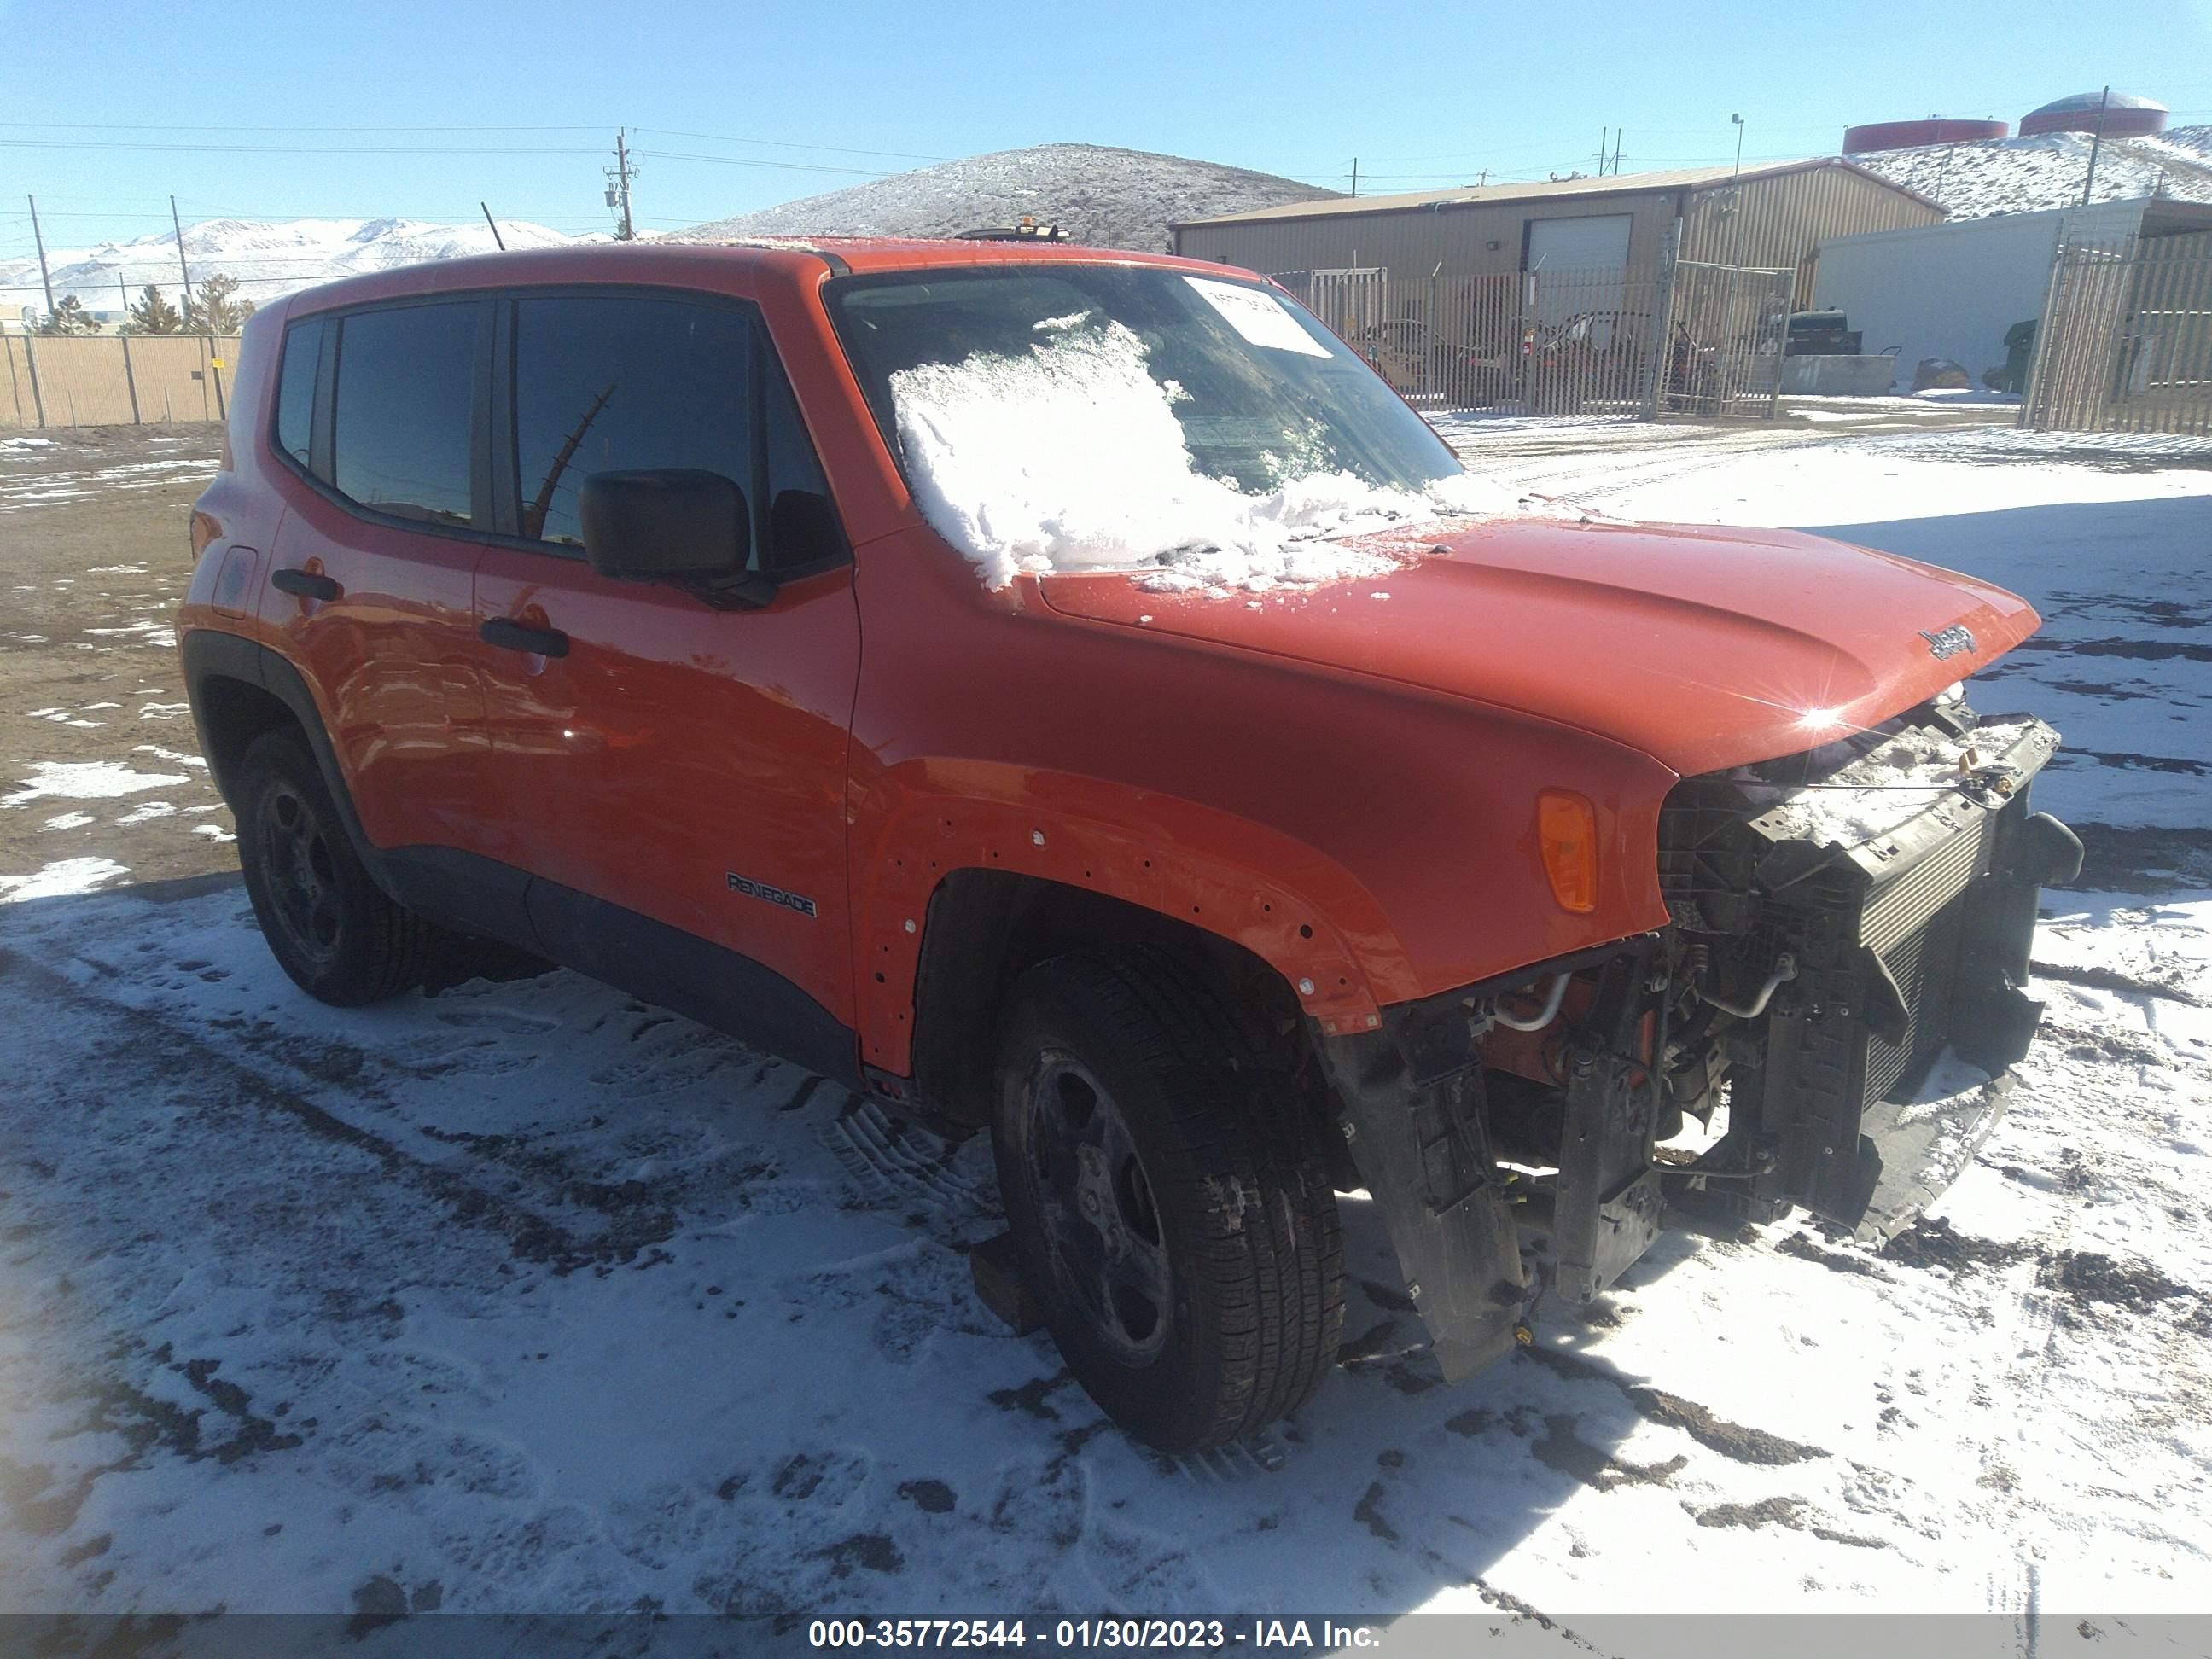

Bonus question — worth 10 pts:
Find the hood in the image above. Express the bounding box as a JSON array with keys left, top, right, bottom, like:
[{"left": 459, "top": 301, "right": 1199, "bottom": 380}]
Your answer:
[{"left": 1033, "top": 515, "right": 2040, "bottom": 777}]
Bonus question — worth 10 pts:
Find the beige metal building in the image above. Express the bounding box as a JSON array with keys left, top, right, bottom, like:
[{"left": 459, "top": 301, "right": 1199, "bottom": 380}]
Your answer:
[{"left": 1173, "top": 159, "right": 1943, "bottom": 302}]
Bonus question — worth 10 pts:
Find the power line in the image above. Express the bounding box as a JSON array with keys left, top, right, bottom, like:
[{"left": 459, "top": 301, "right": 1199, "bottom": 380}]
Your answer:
[
  {"left": 0, "top": 119, "right": 606, "bottom": 132},
  {"left": 0, "top": 137, "right": 603, "bottom": 157},
  {"left": 632, "top": 148, "right": 895, "bottom": 178},
  {"left": 634, "top": 126, "right": 950, "bottom": 162}
]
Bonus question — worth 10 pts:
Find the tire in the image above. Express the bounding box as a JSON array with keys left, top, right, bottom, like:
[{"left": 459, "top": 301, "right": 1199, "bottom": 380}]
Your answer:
[
  {"left": 991, "top": 950, "right": 1345, "bottom": 1451},
  {"left": 234, "top": 726, "right": 434, "bottom": 1006}
]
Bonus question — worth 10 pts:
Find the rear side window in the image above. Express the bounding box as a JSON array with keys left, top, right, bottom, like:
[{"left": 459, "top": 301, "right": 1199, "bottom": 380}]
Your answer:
[
  {"left": 272, "top": 317, "right": 323, "bottom": 471},
  {"left": 331, "top": 303, "right": 482, "bottom": 527},
  {"left": 512, "top": 296, "right": 752, "bottom": 549}
]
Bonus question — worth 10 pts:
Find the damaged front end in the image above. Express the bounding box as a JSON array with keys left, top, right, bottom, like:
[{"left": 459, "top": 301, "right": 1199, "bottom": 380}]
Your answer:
[{"left": 1318, "top": 696, "right": 2082, "bottom": 1381}]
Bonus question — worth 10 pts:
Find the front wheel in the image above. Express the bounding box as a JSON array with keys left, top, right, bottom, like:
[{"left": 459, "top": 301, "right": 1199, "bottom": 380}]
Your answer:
[{"left": 991, "top": 952, "right": 1344, "bottom": 1451}]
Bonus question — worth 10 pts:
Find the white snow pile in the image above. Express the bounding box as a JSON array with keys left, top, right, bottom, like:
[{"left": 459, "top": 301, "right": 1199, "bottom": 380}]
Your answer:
[
  {"left": 1852, "top": 125, "right": 2212, "bottom": 218},
  {"left": 1746, "top": 718, "right": 2035, "bottom": 848},
  {"left": 673, "top": 143, "right": 1342, "bottom": 254},
  {"left": 891, "top": 323, "right": 1528, "bottom": 593},
  {"left": 3, "top": 759, "right": 191, "bottom": 810},
  {"left": 0, "top": 856, "right": 130, "bottom": 903}
]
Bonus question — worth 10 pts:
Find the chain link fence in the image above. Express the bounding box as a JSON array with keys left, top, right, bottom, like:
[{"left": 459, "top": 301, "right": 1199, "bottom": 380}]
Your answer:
[{"left": 1, "top": 333, "right": 243, "bottom": 429}]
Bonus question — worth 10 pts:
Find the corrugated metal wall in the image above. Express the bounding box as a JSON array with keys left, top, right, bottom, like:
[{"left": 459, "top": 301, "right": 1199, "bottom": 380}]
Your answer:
[
  {"left": 1681, "top": 167, "right": 1941, "bottom": 302},
  {"left": 1176, "top": 165, "right": 1942, "bottom": 302},
  {"left": 1176, "top": 190, "right": 1686, "bottom": 280}
]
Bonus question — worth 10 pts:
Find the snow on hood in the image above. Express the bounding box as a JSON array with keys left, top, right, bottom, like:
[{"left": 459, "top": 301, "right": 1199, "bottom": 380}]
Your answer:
[{"left": 889, "top": 322, "right": 1554, "bottom": 594}]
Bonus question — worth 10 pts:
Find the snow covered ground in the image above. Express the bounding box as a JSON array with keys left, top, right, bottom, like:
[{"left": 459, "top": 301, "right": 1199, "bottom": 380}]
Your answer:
[{"left": 2, "top": 419, "right": 2209, "bottom": 1640}]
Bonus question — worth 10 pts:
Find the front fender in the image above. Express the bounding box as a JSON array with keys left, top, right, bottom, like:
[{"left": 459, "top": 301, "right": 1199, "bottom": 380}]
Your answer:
[{"left": 847, "top": 760, "right": 1408, "bottom": 1073}]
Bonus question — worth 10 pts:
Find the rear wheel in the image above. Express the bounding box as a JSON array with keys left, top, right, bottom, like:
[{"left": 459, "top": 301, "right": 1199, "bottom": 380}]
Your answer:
[
  {"left": 235, "top": 727, "right": 434, "bottom": 1005},
  {"left": 991, "top": 951, "right": 1344, "bottom": 1451}
]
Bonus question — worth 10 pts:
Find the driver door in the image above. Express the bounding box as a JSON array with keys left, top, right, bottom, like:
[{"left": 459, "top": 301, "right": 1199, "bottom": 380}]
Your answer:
[{"left": 468, "top": 290, "right": 863, "bottom": 1060}]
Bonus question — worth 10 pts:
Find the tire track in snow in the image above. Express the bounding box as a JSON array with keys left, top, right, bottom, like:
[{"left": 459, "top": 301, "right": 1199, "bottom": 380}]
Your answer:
[{"left": 0, "top": 945, "right": 633, "bottom": 1275}]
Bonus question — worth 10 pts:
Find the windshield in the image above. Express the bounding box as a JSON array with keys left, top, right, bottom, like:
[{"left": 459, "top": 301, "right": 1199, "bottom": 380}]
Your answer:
[
  {"left": 825, "top": 265, "right": 1505, "bottom": 592},
  {"left": 831, "top": 265, "right": 1460, "bottom": 494}
]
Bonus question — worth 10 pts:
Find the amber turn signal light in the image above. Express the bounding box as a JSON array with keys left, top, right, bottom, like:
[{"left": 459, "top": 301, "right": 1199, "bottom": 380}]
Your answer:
[{"left": 1537, "top": 790, "right": 1598, "bottom": 914}]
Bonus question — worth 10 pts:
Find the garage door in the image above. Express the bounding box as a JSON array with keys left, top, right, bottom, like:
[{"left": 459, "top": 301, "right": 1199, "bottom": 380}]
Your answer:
[
  {"left": 1526, "top": 213, "right": 1633, "bottom": 343},
  {"left": 1526, "top": 213, "right": 1633, "bottom": 271}
]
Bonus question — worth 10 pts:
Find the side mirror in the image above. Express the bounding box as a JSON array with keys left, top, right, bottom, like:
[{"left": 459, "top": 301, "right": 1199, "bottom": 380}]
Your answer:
[
  {"left": 578, "top": 469, "right": 750, "bottom": 581},
  {"left": 770, "top": 488, "right": 847, "bottom": 568}
]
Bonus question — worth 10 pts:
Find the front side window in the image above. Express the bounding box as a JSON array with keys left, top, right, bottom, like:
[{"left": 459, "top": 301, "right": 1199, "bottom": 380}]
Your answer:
[
  {"left": 330, "top": 304, "right": 481, "bottom": 527},
  {"left": 511, "top": 295, "right": 753, "bottom": 550}
]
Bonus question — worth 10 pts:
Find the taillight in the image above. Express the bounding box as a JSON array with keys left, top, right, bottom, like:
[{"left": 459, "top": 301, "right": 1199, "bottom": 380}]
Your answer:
[
  {"left": 1537, "top": 790, "right": 1598, "bottom": 914},
  {"left": 190, "top": 510, "right": 221, "bottom": 560}
]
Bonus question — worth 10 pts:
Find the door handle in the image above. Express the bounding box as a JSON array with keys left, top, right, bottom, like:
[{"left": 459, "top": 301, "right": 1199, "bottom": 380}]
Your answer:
[
  {"left": 480, "top": 616, "right": 571, "bottom": 658},
  {"left": 271, "top": 568, "right": 341, "bottom": 602}
]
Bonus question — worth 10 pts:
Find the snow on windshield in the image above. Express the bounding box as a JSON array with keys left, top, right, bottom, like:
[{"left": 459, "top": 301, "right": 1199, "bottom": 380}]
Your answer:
[{"left": 890, "top": 320, "right": 1535, "bottom": 594}]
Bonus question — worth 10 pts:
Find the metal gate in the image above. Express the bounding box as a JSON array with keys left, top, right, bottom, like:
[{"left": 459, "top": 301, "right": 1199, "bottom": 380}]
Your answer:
[
  {"left": 2024, "top": 232, "right": 2212, "bottom": 436},
  {"left": 1274, "top": 238, "right": 1790, "bottom": 421},
  {"left": 1662, "top": 258, "right": 1793, "bottom": 418}
]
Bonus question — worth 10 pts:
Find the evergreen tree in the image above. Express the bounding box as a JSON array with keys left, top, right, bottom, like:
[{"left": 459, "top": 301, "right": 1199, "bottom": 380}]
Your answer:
[
  {"left": 127, "top": 284, "right": 183, "bottom": 335},
  {"left": 182, "top": 271, "right": 255, "bottom": 335},
  {"left": 39, "top": 295, "right": 101, "bottom": 335}
]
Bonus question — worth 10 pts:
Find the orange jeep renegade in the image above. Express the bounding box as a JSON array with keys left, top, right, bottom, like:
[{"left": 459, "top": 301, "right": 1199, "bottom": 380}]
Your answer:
[{"left": 180, "top": 240, "right": 2080, "bottom": 1451}]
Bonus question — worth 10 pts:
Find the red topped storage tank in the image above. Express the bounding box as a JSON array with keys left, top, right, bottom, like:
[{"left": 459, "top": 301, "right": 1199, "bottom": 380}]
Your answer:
[
  {"left": 1843, "top": 118, "right": 2010, "bottom": 154},
  {"left": 2018, "top": 91, "right": 2168, "bottom": 138}
]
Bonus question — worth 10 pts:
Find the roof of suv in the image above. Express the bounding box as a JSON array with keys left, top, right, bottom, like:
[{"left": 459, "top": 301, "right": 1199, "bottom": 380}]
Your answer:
[{"left": 279, "top": 236, "right": 1237, "bottom": 316}]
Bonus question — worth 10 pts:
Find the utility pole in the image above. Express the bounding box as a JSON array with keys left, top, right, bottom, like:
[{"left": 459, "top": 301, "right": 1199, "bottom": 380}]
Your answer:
[
  {"left": 169, "top": 194, "right": 195, "bottom": 327},
  {"left": 1611, "top": 131, "right": 1624, "bottom": 176},
  {"left": 2081, "top": 85, "right": 2111, "bottom": 207},
  {"left": 1350, "top": 158, "right": 1359, "bottom": 198},
  {"left": 606, "top": 129, "right": 638, "bottom": 241},
  {"left": 26, "top": 195, "right": 57, "bottom": 328},
  {"left": 1731, "top": 113, "right": 1745, "bottom": 178}
]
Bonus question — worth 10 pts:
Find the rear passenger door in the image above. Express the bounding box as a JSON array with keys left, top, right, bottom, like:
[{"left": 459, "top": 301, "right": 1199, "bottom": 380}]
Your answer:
[
  {"left": 469, "top": 291, "right": 863, "bottom": 1063},
  {"left": 263, "top": 300, "right": 502, "bottom": 865}
]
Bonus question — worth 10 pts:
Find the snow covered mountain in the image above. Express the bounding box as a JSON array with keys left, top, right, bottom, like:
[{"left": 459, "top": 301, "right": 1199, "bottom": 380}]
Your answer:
[
  {"left": 1853, "top": 125, "right": 2212, "bottom": 218},
  {"left": 672, "top": 143, "right": 1343, "bottom": 253},
  {"left": 0, "top": 215, "right": 579, "bottom": 320}
]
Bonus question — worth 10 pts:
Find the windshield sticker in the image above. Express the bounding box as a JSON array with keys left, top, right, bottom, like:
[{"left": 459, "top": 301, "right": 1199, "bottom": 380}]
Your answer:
[{"left": 1182, "top": 276, "right": 1330, "bottom": 358}]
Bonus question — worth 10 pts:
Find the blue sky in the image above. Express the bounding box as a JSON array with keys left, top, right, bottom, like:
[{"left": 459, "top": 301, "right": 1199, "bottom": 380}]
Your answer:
[{"left": 3, "top": 0, "right": 2209, "bottom": 254}]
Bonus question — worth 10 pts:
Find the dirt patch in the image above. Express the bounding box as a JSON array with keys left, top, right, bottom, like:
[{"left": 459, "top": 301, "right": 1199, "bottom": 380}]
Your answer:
[
  {"left": 2030, "top": 956, "right": 2206, "bottom": 1008},
  {"left": 0, "top": 428, "right": 237, "bottom": 897},
  {"left": 1690, "top": 1496, "right": 1891, "bottom": 1549},
  {"left": 1778, "top": 1232, "right": 1897, "bottom": 1282},
  {"left": 1530, "top": 1414, "right": 1688, "bottom": 1493},
  {"left": 1884, "top": 1220, "right": 2207, "bottom": 1330},
  {"left": 1880, "top": 1215, "right": 2032, "bottom": 1274},
  {"left": 1523, "top": 1348, "right": 1828, "bottom": 1466},
  {"left": 897, "top": 1479, "right": 955, "bottom": 1514},
  {"left": 2038, "top": 1251, "right": 2204, "bottom": 1316},
  {"left": 1352, "top": 1480, "right": 1398, "bottom": 1542},
  {"left": 987, "top": 1372, "right": 1073, "bottom": 1421},
  {"left": 2015, "top": 635, "right": 2212, "bottom": 665}
]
